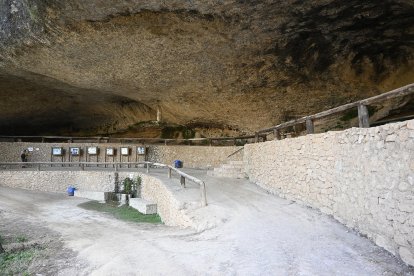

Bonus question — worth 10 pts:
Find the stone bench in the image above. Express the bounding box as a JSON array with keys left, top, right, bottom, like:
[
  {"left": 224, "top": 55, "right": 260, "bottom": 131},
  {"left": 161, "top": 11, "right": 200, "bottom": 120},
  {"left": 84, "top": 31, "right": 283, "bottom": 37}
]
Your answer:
[{"left": 129, "top": 198, "right": 157, "bottom": 215}]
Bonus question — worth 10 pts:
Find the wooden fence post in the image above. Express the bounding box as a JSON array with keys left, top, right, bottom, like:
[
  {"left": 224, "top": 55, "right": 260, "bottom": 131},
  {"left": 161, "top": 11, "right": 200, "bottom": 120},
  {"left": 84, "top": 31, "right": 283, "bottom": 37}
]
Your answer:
[
  {"left": 273, "top": 129, "right": 281, "bottom": 140},
  {"left": 254, "top": 132, "right": 259, "bottom": 143},
  {"left": 306, "top": 117, "right": 315, "bottom": 134},
  {"left": 180, "top": 176, "right": 186, "bottom": 188},
  {"left": 358, "top": 104, "right": 370, "bottom": 128},
  {"left": 168, "top": 168, "right": 172, "bottom": 178}
]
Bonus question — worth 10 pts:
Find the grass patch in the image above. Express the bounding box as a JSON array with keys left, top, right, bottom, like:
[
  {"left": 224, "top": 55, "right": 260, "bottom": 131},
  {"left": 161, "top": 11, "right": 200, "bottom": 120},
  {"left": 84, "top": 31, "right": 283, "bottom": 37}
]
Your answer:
[
  {"left": 0, "top": 248, "right": 38, "bottom": 275},
  {"left": 16, "top": 236, "right": 27, "bottom": 243},
  {"left": 78, "top": 201, "right": 162, "bottom": 224}
]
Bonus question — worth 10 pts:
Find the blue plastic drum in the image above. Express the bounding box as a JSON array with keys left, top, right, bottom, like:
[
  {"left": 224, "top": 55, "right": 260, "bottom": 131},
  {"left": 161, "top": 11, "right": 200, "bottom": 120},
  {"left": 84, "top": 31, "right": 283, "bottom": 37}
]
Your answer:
[
  {"left": 174, "top": 160, "right": 183, "bottom": 168},
  {"left": 67, "top": 186, "right": 75, "bottom": 196}
]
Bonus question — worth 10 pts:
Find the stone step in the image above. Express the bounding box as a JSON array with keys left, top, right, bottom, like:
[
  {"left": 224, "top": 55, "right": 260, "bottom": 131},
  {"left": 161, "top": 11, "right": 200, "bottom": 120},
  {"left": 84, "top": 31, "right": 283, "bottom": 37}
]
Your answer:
[
  {"left": 129, "top": 198, "right": 157, "bottom": 215},
  {"left": 214, "top": 168, "right": 243, "bottom": 174},
  {"left": 221, "top": 164, "right": 243, "bottom": 169},
  {"left": 208, "top": 171, "right": 245, "bottom": 179},
  {"left": 228, "top": 160, "right": 244, "bottom": 165},
  {"left": 74, "top": 190, "right": 105, "bottom": 201}
]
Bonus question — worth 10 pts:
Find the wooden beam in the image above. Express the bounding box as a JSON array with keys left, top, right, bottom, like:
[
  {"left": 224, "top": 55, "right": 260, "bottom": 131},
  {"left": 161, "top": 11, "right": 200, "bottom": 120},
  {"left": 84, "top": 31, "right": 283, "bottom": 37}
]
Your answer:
[
  {"left": 358, "top": 104, "right": 370, "bottom": 128},
  {"left": 258, "top": 83, "right": 414, "bottom": 134}
]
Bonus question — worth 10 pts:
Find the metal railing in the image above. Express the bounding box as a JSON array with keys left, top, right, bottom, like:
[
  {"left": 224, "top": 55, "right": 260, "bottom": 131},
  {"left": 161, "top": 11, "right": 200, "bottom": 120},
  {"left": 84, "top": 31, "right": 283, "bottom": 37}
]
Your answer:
[{"left": 0, "top": 161, "right": 208, "bottom": 207}]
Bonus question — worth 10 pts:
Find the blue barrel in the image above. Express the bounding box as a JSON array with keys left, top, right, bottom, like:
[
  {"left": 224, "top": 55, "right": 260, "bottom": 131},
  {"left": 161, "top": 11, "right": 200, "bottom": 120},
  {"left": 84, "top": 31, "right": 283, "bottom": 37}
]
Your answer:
[
  {"left": 174, "top": 160, "right": 183, "bottom": 168},
  {"left": 67, "top": 186, "right": 75, "bottom": 196}
]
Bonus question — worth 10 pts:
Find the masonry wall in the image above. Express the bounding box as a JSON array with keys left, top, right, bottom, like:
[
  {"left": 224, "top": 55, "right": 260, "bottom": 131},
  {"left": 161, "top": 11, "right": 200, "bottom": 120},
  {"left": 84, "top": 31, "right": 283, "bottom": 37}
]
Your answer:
[
  {"left": 0, "top": 142, "right": 242, "bottom": 169},
  {"left": 0, "top": 170, "right": 115, "bottom": 192},
  {"left": 0, "top": 170, "right": 194, "bottom": 228},
  {"left": 244, "top": 120, "right": 414, "bottom": 266}
]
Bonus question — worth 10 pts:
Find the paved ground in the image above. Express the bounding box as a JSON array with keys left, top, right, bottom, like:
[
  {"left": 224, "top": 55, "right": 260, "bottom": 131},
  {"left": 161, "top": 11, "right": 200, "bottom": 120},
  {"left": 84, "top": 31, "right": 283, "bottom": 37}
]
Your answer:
[{"left": 0, "top": 170, "right": 413, "bottom": 275}]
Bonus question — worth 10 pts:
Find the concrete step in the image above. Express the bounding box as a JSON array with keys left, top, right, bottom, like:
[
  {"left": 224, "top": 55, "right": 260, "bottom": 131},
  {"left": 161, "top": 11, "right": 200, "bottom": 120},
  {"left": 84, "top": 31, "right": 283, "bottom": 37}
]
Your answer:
[
  {"left": 228, "top": 160, "right": 244, "bottom": 165},
  {"left": 221, "top": 164, "right": 243, "bottom": 169},
  {"left": 208, "top": 171, "right": 245, "bottom": 179},
  {"left": 74, "top": 190, "right": 105, "bottom": 201},
  {"left": 129, "top": 198, "right": 157, "bottom": 215}
]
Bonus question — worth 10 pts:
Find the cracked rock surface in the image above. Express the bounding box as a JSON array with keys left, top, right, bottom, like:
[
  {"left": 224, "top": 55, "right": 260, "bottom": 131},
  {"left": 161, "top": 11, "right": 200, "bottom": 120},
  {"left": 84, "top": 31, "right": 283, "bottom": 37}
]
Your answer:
[{"left": 0, "top": 0, "right": 413, "bottom": 135}]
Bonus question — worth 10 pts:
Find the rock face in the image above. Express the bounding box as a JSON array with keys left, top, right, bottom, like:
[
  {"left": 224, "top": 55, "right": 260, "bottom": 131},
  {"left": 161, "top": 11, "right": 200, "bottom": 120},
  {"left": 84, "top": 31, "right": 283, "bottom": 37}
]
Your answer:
[{"left": 0, "top": 0, "right": 413, "bottom": 135}]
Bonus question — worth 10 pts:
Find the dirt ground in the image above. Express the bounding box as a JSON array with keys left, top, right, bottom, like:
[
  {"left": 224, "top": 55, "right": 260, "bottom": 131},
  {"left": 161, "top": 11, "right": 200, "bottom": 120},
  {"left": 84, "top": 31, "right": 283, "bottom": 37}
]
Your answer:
[{"left": 1, "top": 176, "right": 414, "bottom": 275}]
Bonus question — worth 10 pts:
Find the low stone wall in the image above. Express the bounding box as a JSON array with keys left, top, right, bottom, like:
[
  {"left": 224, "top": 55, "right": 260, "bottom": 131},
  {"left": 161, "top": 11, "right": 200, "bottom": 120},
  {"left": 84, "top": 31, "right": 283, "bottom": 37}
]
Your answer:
[
  {"left": 0, "top": 170, "right": 115, "bottom": 193},
  {"left": 0, "top": 169, "right": 195, "bottom": 229},
  {"left": 0, "top": 142, "right": 242, "bottom": 169},
  {"left": 140, "top": 174, "right": 193, "bottom": 228},
  {"left": 244, "top": 120, "right": 414, "bottom": 266}
]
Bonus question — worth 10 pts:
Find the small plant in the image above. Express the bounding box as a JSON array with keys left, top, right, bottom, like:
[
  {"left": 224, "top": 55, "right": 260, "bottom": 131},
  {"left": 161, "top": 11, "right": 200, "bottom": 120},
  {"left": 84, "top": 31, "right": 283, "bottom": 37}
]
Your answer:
[
  {"left": 121, "top": 176, "right": 142, "bottom": 197},
  {"left": 16, "top": 236, "right": 27, "bottom": 243},
  {"left": 123, "top": 177, "right": 133, "bottom": 194}
]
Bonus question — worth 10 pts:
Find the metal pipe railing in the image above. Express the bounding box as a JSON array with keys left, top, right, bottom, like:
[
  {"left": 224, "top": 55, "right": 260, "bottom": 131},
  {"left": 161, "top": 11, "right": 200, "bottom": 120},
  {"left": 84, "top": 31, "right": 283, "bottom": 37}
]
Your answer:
[{"left": 0, "top": 161, "right": 208, "bottom": 207}]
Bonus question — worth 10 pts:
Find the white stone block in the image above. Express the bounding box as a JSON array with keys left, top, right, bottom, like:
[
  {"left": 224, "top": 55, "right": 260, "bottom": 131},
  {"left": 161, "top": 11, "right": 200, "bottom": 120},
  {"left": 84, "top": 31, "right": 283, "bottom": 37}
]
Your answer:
[
  {"left": 399, "top": 247, "right": 414, "bottom": 267},
  {"left": 74, "top": 190, "right": 105, "bottom": 201},
  {"left": 129, "top": 198, "right": 157, "bottom": 215},
  {"left": 407, "top": 120, "right": 414, "bottom": 130}
]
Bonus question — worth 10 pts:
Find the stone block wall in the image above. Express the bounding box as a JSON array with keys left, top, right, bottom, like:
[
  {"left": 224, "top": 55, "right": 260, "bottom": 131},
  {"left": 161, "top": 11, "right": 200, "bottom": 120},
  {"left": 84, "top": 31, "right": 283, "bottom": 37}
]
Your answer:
[
  {"left": 0, "top": 142, "right": 242, "bottom": 169},
  {"left": 0, "top": 169, "right": 194, "bottom": 228},
  {"left": 244, "top": 120, "right": 414, "bottom": 266},
  {"left": 0, "top": 170, "right": 115, "bottom": 192}
]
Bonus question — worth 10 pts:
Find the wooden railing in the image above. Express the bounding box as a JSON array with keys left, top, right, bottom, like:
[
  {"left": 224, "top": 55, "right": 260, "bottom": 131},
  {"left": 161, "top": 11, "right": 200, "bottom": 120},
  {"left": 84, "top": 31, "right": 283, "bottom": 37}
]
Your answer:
[
  {"left": 254, "top": 83, "right": 414, "bottom": 140},
  {"left": 0, "top": 83, "right": 412, "bottom": 145},
  {"left": 0, "top": 135, "right": 260, "bottom": 146},
  {"left": 0, "top": 161, "right": 208, "bottom": 207}
]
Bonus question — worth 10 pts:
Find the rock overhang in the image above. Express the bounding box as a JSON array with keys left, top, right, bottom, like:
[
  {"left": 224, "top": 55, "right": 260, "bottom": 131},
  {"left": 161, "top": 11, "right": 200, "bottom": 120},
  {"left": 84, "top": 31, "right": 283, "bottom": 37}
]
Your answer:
[{"left": 0, "top": 0, "right": 413, "bottom": 135}]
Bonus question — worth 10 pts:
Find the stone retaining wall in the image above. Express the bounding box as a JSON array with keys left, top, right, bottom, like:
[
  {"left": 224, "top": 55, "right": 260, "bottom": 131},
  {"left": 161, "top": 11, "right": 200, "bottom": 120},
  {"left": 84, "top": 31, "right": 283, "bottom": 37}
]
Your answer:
[
  {"left": 0, "top": 170, "right": 114, "bottom": 192},
  {"left": 0, "top": 169, "right": 194, "bottom": 229},
  {"left": 0, "top": 142, "right": 242, "bottom": 169},
  {"left": 244, "top": 120, "right": 414, "bottom": 266}
]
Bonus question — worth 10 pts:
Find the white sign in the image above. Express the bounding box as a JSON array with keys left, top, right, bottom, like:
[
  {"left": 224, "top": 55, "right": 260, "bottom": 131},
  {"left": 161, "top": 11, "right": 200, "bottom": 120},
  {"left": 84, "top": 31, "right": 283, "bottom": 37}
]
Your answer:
[
  {"left": 52, "top": 147, "right": 63, "bottom": 156},
  {"left": 70, "top": 147, "right": 80, "bottom": 156},
  {"left": 27, "top": 147, "right": 34, "bottom": 152},
  {"left": 121, "top": 147, "right": 129, "bottom": 156},
  {"left": 137, "top": 146, "right": 146, "bottom": 155},
  {"left": 88, "top": 147, "right": 98, "bottom": 155},
  {"left": 106, "top": 148, "right": 115, "bottom": 156}
]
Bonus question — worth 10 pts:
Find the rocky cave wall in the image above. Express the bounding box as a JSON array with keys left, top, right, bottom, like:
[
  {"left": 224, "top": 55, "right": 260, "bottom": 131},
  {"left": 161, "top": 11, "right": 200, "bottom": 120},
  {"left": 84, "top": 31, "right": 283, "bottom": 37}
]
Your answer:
[{"left": 0, "top": 0, "right": 413, "bottom": 136}]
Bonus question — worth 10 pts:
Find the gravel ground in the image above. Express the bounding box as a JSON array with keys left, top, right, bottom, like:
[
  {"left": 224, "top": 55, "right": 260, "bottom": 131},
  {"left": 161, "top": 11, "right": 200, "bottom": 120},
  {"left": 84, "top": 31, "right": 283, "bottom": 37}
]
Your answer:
[{"left": 0, "top": 175, "right": 413, "bottom": 275}]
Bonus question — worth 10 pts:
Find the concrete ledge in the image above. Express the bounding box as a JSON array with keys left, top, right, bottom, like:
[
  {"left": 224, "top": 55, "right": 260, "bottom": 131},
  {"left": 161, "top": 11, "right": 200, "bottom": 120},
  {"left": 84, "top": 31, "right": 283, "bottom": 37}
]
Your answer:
[
  {"left": 129, "top": 198, "right": 157, "bottom": 215},
  {"left": 74, "top": 190, "right": 105, "bottom": 201}
]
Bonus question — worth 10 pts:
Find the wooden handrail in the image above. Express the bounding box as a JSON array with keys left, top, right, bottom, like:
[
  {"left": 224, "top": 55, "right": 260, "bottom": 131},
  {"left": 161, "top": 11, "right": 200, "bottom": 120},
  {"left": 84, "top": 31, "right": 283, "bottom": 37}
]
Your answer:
[
  {"left": 0, "top": 83, "right": 412, "bottom": 144},
  {"left": 258, "top": 83, "right": 414, "bottom": 134}
]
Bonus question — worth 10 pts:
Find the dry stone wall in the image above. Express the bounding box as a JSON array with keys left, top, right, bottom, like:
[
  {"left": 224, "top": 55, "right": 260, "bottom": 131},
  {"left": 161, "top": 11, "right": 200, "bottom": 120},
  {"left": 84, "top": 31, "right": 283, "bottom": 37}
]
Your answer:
[
  {"left": 0, "top": 142, "right": 241, "bottom": 169},
  {"left": 244, "top": 120, "right": 414, "bottom": 266}
]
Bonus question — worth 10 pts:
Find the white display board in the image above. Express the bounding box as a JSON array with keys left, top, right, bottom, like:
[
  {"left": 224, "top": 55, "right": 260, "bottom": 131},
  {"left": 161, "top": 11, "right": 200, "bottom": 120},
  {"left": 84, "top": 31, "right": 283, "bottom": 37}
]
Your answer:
[
  {"left": 137, "top": 146, "right": 146, "bottom": 155},
  {"left": 87, "top": 147, "right": 98, "bottom": 155},
  {"left": 70, "top": 147, "right": 80, "bottom": 156},
  {"left": 106, "top": 148, "right": 115, "bottom": 156},
  {"left": 121, "top": 147, "right": 129, "bottom": 156},
  {"left": 52, "top": 147, "right": 63, "bottom": 156}
]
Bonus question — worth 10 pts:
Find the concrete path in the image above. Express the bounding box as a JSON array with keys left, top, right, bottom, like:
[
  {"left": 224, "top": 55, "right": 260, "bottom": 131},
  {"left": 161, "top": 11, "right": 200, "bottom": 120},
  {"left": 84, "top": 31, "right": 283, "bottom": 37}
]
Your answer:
[{"left": 0, "top": 170, "right": 413, "bottom": 275}]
